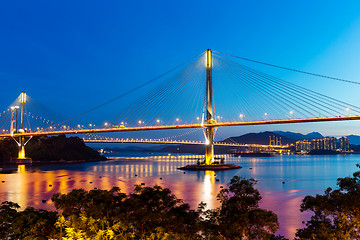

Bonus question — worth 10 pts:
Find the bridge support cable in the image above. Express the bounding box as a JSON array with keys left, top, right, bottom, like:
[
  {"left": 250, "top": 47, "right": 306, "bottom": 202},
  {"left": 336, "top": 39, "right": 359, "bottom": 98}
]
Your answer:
[
  {"left": 212, "top": 56, "right": 272, "bottom": 122},
  {"left": 228, "top": 63, "right": 340, "bottom": 118},
  {"left": 109, "top": 55, "right": 206, "bottom": 128},
  {"left": 231, "top": 61, "right": 360, "bottom": 116},
  {"left": 224, "top": 65, "right": 300, "bottom": 120},
  {"left": 214, "top": 51, "right": 360, "bottom": 86},
  {"left": 211, "top": 53, "right": 360, "bottom": 123},
  {"left": 0, "top": 110, "right": 11, "bottom": 133},
  {"left": 216, "top": 129, "right": 238, "bottom": 145},
  {"left": 76, "top": 55, "right": 207, "bottom": 144},
  {"left": 219, "top": 58, "right": 323, "bottom": 118},
  {"left": 113, "top": 55, "right": 204, "bottom": 126},
  {"left": 256, "top": 72, "right": 360, "bottom": 115},
  {"left": 153, "top": 128, "right": 202, "bottom": 141},
  {"left": 38, "top": 52, "right": 205, "bottom": 133},
  {"left": 212, "top": 55, "right": 305, "bottom": 122}
]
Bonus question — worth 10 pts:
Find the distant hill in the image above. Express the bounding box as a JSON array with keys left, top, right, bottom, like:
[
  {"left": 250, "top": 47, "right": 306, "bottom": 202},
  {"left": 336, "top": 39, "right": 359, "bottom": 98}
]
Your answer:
[
  {"left": 346, "top": 135, "right": 360, "bottom": 145},
  {"left": 273, "top": 131, "right": 323, "bottom": 140},
  {"left": 222, "top": 131, "right": 295, "bottom": 145},
  {"left": 0, "top": 135, "right": 106, "bottom": 163},
  {"left": 104, "top": 131, "right": 360, "bottom": 155},
  {"left": 350, "top": 144, "right": 360, "bottom": 152}
]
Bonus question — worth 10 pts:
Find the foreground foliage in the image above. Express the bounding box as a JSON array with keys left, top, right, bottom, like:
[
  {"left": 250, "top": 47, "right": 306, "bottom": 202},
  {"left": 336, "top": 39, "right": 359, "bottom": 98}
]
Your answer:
[
  {"left": 4, "top": 165, "right": 360, "bottom": 239},
  {"left": 201, "top": 177, "right": 280, "bottom": 239},
  {"left": 0, "top": 176, "right": 281, "bottom": 239},
  {"left": 0, "top": 201, "right": 57, "bottom": 239},
  {"left": 295, "top": 164, "right": 360, "bottom": 239}
]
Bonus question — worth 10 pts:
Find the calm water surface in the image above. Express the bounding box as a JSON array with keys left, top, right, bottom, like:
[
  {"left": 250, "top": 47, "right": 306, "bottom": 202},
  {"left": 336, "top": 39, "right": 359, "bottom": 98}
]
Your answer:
[{"left": 0, "top": 154, "right": 359, "bottom": 239}]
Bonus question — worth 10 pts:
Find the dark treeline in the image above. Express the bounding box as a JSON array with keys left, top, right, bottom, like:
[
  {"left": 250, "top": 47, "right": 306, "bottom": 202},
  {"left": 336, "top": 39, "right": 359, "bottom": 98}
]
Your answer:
[
  {"left": 0, "top": 176, "right": 284, "bottom": 240},
  {"left": 0, "top": 135, "right": 106, "bottom": 163},
  {"left": 2, "top": 167, "right": 360, "bottom": 239}
]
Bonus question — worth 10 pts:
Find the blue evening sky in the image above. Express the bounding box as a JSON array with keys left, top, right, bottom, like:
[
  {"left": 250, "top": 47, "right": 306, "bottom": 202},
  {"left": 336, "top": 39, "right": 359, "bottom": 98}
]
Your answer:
[{"left": 1, "top": 1, "right": 360, "bottom": 137}]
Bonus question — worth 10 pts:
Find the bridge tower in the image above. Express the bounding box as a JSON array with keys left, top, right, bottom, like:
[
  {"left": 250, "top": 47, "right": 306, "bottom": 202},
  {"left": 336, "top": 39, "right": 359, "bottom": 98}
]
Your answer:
[
  {"left": 205, "top": 49, "right": 215, "bottom": 165},
  {"left": 10, "top": 92, "right": 31, "bottom": 163},
  {"left": 18, "top": 92, "right": 26, "bottom": 159}
]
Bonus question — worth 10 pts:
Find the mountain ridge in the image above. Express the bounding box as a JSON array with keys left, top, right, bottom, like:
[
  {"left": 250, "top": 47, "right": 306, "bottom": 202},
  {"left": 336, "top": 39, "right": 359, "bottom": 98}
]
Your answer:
[{"left": 273, "top": 131, "right": 323, "bottom": 140}]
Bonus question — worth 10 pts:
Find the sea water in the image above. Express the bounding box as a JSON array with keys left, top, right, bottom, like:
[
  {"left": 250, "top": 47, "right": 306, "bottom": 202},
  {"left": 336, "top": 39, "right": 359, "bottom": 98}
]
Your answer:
[{"left": 0, "top": 154, "right": 359, "bottom": 239}]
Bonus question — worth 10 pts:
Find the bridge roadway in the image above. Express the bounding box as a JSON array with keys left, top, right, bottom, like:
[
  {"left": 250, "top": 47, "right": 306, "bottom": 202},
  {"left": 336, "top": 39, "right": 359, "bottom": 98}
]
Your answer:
[
  {"left": 83, "top": 138, "right": 287, "bottom": 149},
  {"left": 2, "top": 115, "right": 360, "bottom": 138}
]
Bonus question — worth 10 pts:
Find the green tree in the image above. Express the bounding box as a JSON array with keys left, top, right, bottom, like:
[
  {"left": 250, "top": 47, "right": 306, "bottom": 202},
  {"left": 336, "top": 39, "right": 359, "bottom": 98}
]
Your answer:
[
  {"left": 51, "top": 187, "right": 126, "bottom": 218},
  {"left": 0, "top": 201, "right": 57, "bottom": 239},
  {"left": 0, "top": 201, "right": 19, "bottom": 239},
  {"left": 11, "top": 207, "right": 58, "bottom": 239},
  {"left": 212, "top": 176, "right": 280, "bottom": 239},
  {"left": 0, "top": 138, "right": 17, "bottom": 163},
  {"left": 124, "top": 184, "right": 201, "bottom": 238},
  {"left": 296, "top": 164, "right": 360, "bottom": 239},
  {"left": 51, "top": 185, "right": 200, "bottom": 239},
  {"left": 51, "top": 188, "right": 90, "bottom": 217}
]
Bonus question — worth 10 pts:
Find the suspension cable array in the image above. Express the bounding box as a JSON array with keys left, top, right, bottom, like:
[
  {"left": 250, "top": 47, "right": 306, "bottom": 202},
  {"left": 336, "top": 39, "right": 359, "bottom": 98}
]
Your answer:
[{"left": 1, "top": 49, "right": 360, "bottom": 161}]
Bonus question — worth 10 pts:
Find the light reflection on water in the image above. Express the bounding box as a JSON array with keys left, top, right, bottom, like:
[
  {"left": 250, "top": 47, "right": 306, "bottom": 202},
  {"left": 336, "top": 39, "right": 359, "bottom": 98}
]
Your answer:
[{"left": 0, "top": 154, "right": 359, "bottom": 239}]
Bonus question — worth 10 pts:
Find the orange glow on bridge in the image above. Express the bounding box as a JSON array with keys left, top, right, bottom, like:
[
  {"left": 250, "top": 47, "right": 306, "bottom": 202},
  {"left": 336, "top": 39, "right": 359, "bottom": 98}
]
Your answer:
[{"left": 2, "top": 115, "right": 360, "bottom": 138}]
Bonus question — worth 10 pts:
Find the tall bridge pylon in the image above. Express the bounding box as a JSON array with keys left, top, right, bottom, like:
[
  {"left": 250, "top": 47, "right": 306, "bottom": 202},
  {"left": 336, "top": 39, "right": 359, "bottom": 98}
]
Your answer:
[
  {"left": 10, "top": 92, "right": 32, "bottom": 162},
  {"left": 205, "top": 49, "right": 215, "bottom": 164}
]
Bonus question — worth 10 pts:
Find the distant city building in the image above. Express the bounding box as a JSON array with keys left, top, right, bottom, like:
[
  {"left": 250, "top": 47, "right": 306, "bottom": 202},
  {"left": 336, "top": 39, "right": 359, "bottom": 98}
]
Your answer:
[
  {"left": 310, "top": 138, "right": 324, "bottom": 151},
  {"left": 325, "top": 137, "right": 336, "bottom": 151},
  {"left": 339, "top": 137, "right": 350, "bottom": 151},
  {"left": 296, "top": 140, "right": 311, "bottom": 152},
  {"left": 311, "top": 137, "right": 336, "bottom": 151},
  {"left": 297, "top": 137, "right": 338, "bottom": 152}
]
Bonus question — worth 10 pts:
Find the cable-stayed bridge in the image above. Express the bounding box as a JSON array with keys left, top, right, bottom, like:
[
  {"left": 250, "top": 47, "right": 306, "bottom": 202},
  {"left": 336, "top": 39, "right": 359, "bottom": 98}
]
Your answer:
[{"left": 1, "top": 49, "right": 360, "bottom": 164}]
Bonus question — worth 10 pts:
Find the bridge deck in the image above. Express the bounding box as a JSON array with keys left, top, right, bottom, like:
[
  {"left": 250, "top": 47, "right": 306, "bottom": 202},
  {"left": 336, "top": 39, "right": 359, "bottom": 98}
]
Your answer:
[
  {"left": 83, "top": 139, "right": 287, "bottom": 148},
  {"left": 2, "top": 116, "right": 360, "bottom": 138}
]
